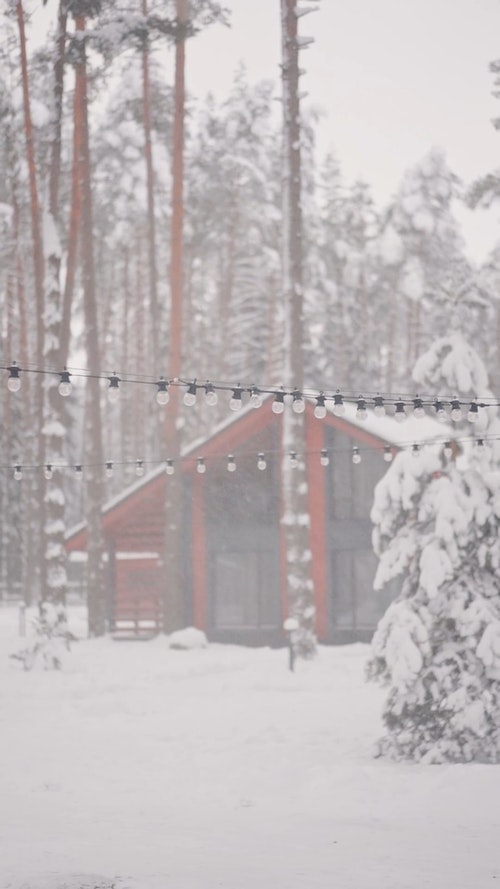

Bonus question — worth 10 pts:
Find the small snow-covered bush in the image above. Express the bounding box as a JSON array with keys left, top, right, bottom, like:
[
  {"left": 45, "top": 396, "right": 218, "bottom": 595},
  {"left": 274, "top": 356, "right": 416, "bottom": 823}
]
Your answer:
[
  {"left": 10, "top": 601, "right": 76, "bottom": 671},
  {"left": 168, "top": 627, "right": 208, "bottom": 650}
]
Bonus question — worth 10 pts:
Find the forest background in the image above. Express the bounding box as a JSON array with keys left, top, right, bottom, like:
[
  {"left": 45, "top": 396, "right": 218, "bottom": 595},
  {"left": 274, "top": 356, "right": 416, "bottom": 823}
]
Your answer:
[{"left": 1, "top": 0, "right": 500, "bottom": 629}]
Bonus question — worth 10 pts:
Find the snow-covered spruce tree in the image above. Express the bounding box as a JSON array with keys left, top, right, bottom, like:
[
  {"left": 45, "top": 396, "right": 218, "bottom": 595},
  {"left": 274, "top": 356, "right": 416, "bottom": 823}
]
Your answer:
[{"left": 368, "top": 328, "right": 500, "bottom": 763}]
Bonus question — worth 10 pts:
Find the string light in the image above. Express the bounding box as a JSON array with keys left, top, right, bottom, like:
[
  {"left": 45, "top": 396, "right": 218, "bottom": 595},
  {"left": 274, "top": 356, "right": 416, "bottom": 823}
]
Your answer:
[
  {"left": 183, "top": 382, "right": 197, "bottom": 406},
  {"left": 394, "top": 400, "right": 406, "bottom": 423},
  {"left": 412, "top": 397, "right": 425, "bottom": 419},
  {"left": 450, "top": 399, "right": 462, "bottom": 422},
  {"left": 204, "top": 383, "right": 218, "bottom": 406},
  {"left": 155, "top": 378, "right": 169, "bottom": 405},
  {"left": 356, "top": 397, "right": 368, "bottom": 421},
  {"left": 332, "top": 392, "right": 345, "bottom": 417},
  {"left": 58, "top": 370, "right": 72, "bottom": 397},
  {"left": 229, "top": 387, "right": 243, "bottom": 411},
  {"left": 250, "top": 387, "right": 263, "bottom": 409},
  {"left": 412, "top": 443, "right": 420, "bottom": 457},
  {"left": 314, "top": 394, "right": 327, "bottom": 419},
  {"left": 434, "top": 400, "right": 446, "bottom": 422},
  {"left": 107, "top": 374, "right": 120, "bottom": 403},
  {"left": 4, "top": 363, "right": 500, "bottom": 424},
  {"left": 467, "top": 402, "right": 479, "bottom": 423},
  {"left": 272, "top": 391, "right": 285, "bottom": 414},
  {"left": 7, "top": 364, "right": 21, "bottom": 392},
  {"left": 3, "top": 431, "right": 499, "bottom": 481},
  {"left": 14, "top": 464, "right": 22, "bottom": 480},
  {"left": 197, "top": 457, "right": 206, "bottom": 474},
  {"left": 292, "top": 390, "right": 305, "bottom": 414}
]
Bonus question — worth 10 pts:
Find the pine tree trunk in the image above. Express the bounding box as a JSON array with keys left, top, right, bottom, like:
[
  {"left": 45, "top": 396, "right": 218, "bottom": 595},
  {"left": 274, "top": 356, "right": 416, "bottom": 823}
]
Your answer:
[
  {"left": 163, "top": 0, "right": 188, "bottom": 633},
  {"left": 142, "top": 0, "right": 160, "bottom": 375},
  {"left": 280, "top": 0, "right": 316, "bottom": 657},
  {"left": 74, "top": 15, "right": 106, "bottom": 636},
  {"left": 16, "top": 0, "right": 45, "bottom": 602},
  {"left": 42, "top": 0, "right": 69, "bottom": 607}
]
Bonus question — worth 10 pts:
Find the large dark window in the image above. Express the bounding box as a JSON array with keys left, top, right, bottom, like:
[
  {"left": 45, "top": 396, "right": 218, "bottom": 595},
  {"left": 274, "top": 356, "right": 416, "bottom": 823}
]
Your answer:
[{"left": 325, "top": 428, "right": 399, "bottom": 639}]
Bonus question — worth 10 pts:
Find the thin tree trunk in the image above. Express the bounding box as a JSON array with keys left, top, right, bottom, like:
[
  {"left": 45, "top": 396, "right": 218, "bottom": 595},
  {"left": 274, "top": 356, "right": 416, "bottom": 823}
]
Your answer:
[
  {"left": 60, "top": 62, "right": 84, "bottom": 368},
  {"left": 75, "top": 14, "right": 106, "bottom": 636},
  {"left": 142, "top": 0, "right": 160, "bottom": 374},
  {"left": 163, "top": 0, "right": 188, "bottom": 633},
  {"left": 17, "top": 0, "right": 45, "bottom": 602},
  {"left": 280, "top": 0, "right": 316, "bottom": 657},
  {"left": 42, "top": 0, "right": 70, "bottom": 607}
]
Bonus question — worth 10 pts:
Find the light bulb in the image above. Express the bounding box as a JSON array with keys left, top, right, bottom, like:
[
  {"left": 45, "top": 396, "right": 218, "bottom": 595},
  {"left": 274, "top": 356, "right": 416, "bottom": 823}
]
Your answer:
[
  {"left": 444, "top": 441, "right": 453, "bottom": 459},
  {"left": 165, "top": 459, "right": 175, "bottom": 475},
  {"left": 135, "top": 460, "right": 144, "bottom": 477},
  {"left": 105, "top": 461, "right": 113, "bottom": 478},
  {"left": 292, "top": 391, "right": 305, "bottom": 414},
  {"left": 184, "top": 383, "right": 197, "bottom": 406},
  {"left": 108, "top": 375, "right": 120, "bottom": 403},
  {"left": 332, "top": 393, "right": 345, "bottom": 417},
  {"left": 289, "top": 451, "right": 298, "bottom": 469},
  {"left": 227, "top": 455, "right": 236, "bottom": 472},
  {"left": 75, "top": 465, "right": 83, "bottom": 478},
  {"left": 467, "top": 402, "right": 479, "bottom": 423},
  {"left": 197, "top": 457, "right": 206, "bottom": 474},
  {"left": 204, "top": 383, "right": 218, "bottom": 406},
  {"left": 58, "top": 370, "right": 72, "bottom": 396},
  {"left": 272, "top": 392, "right": 285, "bottom": 414},
  {"left": 394, "top": 401, "right": 406, "bottom": 422},
  {"left": 352, "top": 447, "right": 362, "bottom": 465},
  {"left": 230, "top": 388, "right": 243, "bottom": 411},
  {"left": 7, "top": 364, "right": 21, "bottom": 392},
  {"left": 450, "top": 399, "right": 462, "bottom": 422},
  {"left": 356, "top": 398, "right": 368, "bottom": 421},
  {"left": 383, "top": 446, "right": 393, "bottom": 462},
  {"left": 14, "top": 464, "right": 22, "bottom": 480},
  {"left": 257, "top": 453, "right": 267, "bottom": 470},
  {"left": 44, "top": 464, "right": 53, "bottom": 480},
  {"left": 250, "top": 388, "right": 263, "bottom": 408},
  {"left": 374, "top": 396, "right": 385, "bottom": 417},
  {"left": 320, "top": 449, "right": 329, "bottom": 467},
  {"left": 156, "top": 379, "right": 169, "bottom": 405},
  {"left": 412, "top": 443, "right": 420, "bottom": 458},
  {"left": 413, "top": 397, "right": 425, "bottom": 419},
  {"left": 433, "top": 399, "right": 447, "bottom": 422},
  {"left": 314, "top": 395, "right": 327, "bottom": 419}
]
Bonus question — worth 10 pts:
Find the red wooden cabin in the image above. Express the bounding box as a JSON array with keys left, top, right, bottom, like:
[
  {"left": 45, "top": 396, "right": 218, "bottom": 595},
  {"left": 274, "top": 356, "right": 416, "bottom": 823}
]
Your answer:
[{"left": 65, "top": 400, "right": 442, "bottom": 644}]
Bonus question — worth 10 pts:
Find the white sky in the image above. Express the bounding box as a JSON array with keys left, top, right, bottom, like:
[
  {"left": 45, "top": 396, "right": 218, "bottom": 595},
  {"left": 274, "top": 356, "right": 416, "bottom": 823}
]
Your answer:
[
  {"left": 28, "top": 0, "right": 500, "bottom": 261},
  {"left": 184, "top": 0, "right": 500, "bottom": 261}
]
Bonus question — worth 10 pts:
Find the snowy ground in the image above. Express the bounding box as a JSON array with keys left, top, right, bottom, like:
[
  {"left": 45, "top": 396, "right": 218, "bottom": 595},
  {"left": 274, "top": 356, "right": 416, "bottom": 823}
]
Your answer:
[{"left": 1, "top": 605, "right": 499, "bottom": 889}]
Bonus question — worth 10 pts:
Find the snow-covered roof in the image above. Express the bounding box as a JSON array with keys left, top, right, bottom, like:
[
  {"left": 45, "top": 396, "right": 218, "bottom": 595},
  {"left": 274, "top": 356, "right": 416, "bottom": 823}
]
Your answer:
[{"left": 331, "top": 400, "right": 450, "bottom": 447}]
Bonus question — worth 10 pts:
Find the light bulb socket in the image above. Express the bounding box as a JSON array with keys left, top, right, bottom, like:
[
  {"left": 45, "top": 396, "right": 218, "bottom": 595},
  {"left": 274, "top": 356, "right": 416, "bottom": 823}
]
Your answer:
[
  {"left": 7, "top": 364, "right": 21, "bottom": 392},
  {"left": 156, "top": 379, "right": 169, "bottom": 405},
  {"left": 58, "top": 370, "right": 72, "bottom": 396},
  {"left": 314, "top": 395, "right": 327, "bottom": 419}
]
